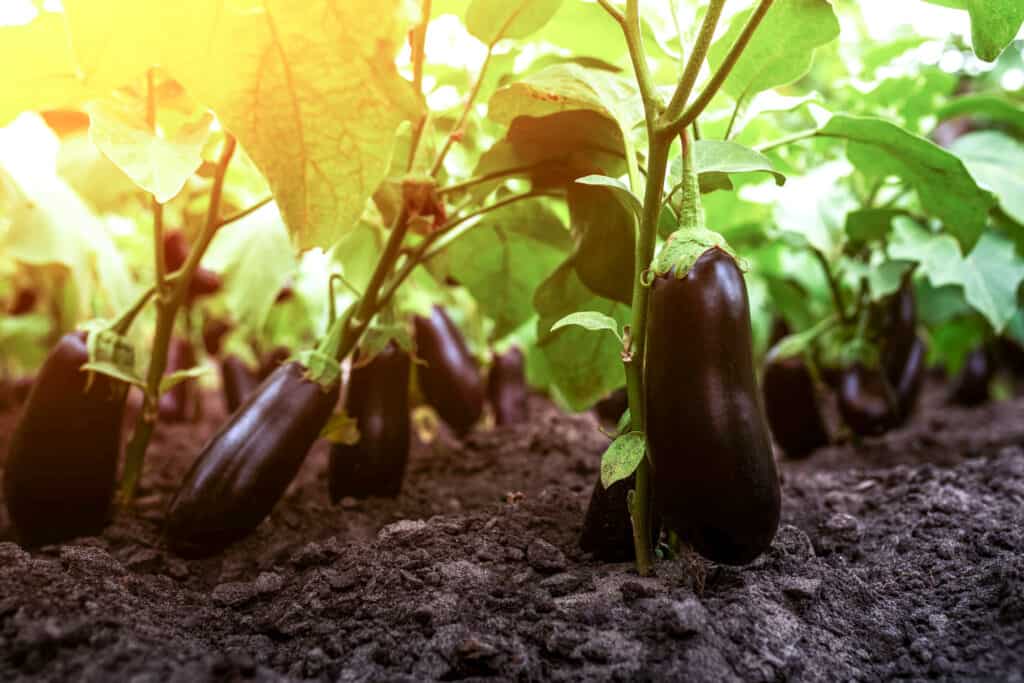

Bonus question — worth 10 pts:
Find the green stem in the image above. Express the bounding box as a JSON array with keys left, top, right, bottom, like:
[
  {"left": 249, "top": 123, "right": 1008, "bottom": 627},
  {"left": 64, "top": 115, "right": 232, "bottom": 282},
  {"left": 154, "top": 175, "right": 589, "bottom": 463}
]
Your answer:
[
  {"left": 110, "top": 286, "right": 156, "bottom": 336},
  {"left": 215, "top": 195, "right": 273, "bottom": 229},
  {"left": 664, "top": 0, "right": 726, "bottom": 122},
  {"left": 662, "top": 0, "right": 775, "bottom": 136},
  {"left": 623, "top": 0, "right": 659, "bottom": 126},
  {"left": 406, "top": 0, "right": 432, "bottom": 172},
  {"left": 754, "top": 128, "right": 818, "bottom": 153},
  {"left": 812, "top": 248, "right": 848, "bottom": 323},
  {"left": 430, "top": 45, "right": 493, "bottom": 177},
  {"left": 437, "top": 163, "right": 542, "bottom": 196},
  {"left": 723, "top": 91, "right": 746, "bottom": 141},
  {"left": 678, "top": 129, "right": 704, "bottom": 233}
]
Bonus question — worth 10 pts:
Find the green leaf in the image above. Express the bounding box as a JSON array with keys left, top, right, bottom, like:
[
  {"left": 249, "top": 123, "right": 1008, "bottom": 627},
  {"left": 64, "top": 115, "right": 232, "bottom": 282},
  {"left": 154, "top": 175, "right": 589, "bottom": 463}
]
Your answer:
[
  {"left": 950, "top": 131, "right": 1024, "bottom": 226},
  {"left": 568, "top": 183, "right": 635, "bottom": 304},
  {"left": 158, "top": 366, "right": 209, "bottom": 395},
  {"left": 446, "top": 199, "right": 571, "bottom": 339},
  {"left": 320, "top": 410, "right": 360, "bottom": 445},
  {"left": 600, "top": 431, "right": 646, "bottom": 489},
  {"left": 549, "top": 311, "right": 622, "bottom": 342},
  {"left": 81, "top": 361, "right": 146, "bottom": 390},
  {"left": 692, "top": 140, "right": 785, "bottom": 193},
  {"left": 845, "top": 208, "right": 902, "bottom": 247},
  {"left": 965, "top": 0, "right": 1024, "bottom": 62},
  {"left": 575, "top": 175, "right": 642, "bottom": 218},
  {"left": 959, "top": 232, "right": 1024, "bottom": 333},
  {"left": 85, "top": 93, "right": 213, "bottom": 203},
  {"left": 466, "top": 0, "right": 563, "bottom": 45},
  {"left": 707, "top": 0, "right": 839, "bottom": 101},
  {"left": 888, "top": 217, "right": 964, "bottom": 288},
  {"left": 534, "top": 257, "right": 630, "bottom": 411},
  {"left": 819, "top": 115, "right": 995, "bottom": 249},
  {"left": 769, "top": 160, "right": 857, "bottom": 257},
  {"left": 937, "top": 95, "right": 1024, "bottom": 134}
]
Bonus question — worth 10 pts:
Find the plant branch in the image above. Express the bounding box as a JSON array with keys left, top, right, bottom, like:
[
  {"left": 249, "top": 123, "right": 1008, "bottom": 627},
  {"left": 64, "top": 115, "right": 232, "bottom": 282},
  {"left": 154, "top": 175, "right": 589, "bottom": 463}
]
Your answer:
[
  {"left": 406, "top": 0, "right": 432, "bottom": 171},
  {"left": 623, "top": 0, "right": 659, "bottom": 126},
  {"left": 812, "top": 247, "right": 848, "bottom": 323},
  {"left": 664, "top": 0, "right": 726, "bottom": 122},
  {"left": 754, "top": 127, "right": 818, "bottom": 153},
  {"left": 438, "top": 163, "right": 542, "bottom": 196},
  {"left": 215, "top": 195, "right": 274, "bottom": 229},
  {"left": 661, "top": 0, "right": 774, "bottom": 136},
  {"left": 723, "top": 91, "right": 746, "bottom": 140},
  {"left": 147, "top": 70, "right": 168, "bottom": 296},
  {"left": 430, "top": 44, "right": 493, "bottom": 177},
  {"left": 596, "top": 0, "right": 625, "bottom": 24}
]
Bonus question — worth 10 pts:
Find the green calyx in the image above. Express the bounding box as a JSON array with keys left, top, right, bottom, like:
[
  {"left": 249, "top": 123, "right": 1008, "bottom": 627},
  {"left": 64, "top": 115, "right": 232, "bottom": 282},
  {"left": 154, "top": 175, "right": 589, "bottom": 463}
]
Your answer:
[
  {"left": 296, "top": 349, "right": 342, "bottom": 391},
  {"left": 81, "top": 324, "right": 140, "bottom": 393},
  {"left": 652, "top": 227, "right": 745, "bottom": 279}
]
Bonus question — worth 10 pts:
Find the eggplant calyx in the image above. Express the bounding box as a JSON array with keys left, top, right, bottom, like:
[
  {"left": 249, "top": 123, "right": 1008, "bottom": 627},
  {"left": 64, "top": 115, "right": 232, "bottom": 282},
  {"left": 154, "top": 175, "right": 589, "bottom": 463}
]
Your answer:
[
  {"left": 652, "top": 227, "right": 744, "bottom": 279},
  {"left": 295, "top": 350, "right": 342, "bottom": 391}
]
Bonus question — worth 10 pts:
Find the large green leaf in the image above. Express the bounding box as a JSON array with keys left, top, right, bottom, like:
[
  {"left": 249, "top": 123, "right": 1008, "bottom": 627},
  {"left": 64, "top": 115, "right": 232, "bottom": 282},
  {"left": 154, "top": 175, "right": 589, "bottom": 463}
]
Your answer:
[
  {"left": 965, "top": 0, "right": 1024, "bottom": 62},
  {"left": 819, "top": 115, "right": 995, "bottom": 249},
  {"left": 691, "top": 140, "right": 786, "bottom": 193},
  {"left": 950, "top": 131, "right": 1024, "bottom": 226},
  {"left": 534, "top": 257, "right": 630, "bottom": 411},
  {"left": 888, "top": 218, "right": 964, "bottom": 288},
  {"left": 958, "top": 232, "right": 1024, "bottom": 333},
  {"left": 568, "top": 183, "right": 634, "bottom": 305},
  {"left": 465, "top": 0, "right": 562, "bottom": 45},
  {"left": 707, "top": 0, "right": 839, "bottom": 102},
  {"left": 446, "top": 199, "right": 571, "bottom": 339}
]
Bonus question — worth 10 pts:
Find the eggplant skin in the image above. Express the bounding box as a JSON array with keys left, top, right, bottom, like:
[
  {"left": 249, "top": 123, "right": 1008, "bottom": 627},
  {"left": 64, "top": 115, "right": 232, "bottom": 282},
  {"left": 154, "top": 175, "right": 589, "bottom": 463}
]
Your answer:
[
  {"left": 221, "top": 355, "right": 261, "bottom": 414},
  {"left": 762, "top": 355, "right": 829, "bottom": 459},
  {"left": 3, "top": 332, "right": 126, "bottom": 546},
  {"left": 837, "top": 364, "right": 898, "bottom": 436},
  {"left": 413, "top": 306, "right": 484, "bottom": 436},
  {"left": 881, "top": 274, "right": 917, "bottom": 381},
  {"left": 579, "top": 478, "right": 637, "bottom": 562},
  {"left": 487, "top": 346, "right": 528, "bottom": 426},
  {"left": 947, "top": 345, "right": 993, "bottom": 407},
  {"left": 329, "top": 342, "right": 411, "bottom": 500},
  {"left": 165, "top": 361, "right": 339, "bottom": 558},
  {"left": 645, "top": 247, "right": 781, "bottom": 566},
  {"left": 893, "top": 335, "right": 926, "bottom": 420}
]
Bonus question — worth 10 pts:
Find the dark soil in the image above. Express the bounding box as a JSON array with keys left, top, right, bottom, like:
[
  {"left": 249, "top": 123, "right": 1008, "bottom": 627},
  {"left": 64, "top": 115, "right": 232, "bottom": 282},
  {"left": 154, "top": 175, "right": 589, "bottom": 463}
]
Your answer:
[{"left": 1, "top": 383, "right": 1023, "bottom": 682}]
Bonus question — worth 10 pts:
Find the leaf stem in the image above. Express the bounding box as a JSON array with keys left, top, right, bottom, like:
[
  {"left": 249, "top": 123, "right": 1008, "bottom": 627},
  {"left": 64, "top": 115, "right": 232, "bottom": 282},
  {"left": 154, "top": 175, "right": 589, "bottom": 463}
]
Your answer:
[
  {"left": 437, "top": 163, "right": 542, "bottom": 196},
  {"left": 723, "top": 91, "right": 746, "bottom": 141},
  {"left": 812, "top": 247, "right": 848, "bottom": 323},
  {"left": 216, "top": 195, "right": 273, "bottom": 229},
  {"left": 430, "top": 44, "right": 493, "bottom": 177},
  {"left": 754, "top": 127, "right": 818, "bottom": 153},
  {"left": 406, "top": 0, "right": 432, "bottom": 172}
]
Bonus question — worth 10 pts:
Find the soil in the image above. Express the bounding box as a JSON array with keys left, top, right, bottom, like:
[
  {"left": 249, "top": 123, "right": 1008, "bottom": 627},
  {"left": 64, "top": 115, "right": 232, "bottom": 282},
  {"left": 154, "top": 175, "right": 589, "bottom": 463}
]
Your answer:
[{"left": 1, "top": 382, "right": 1023, "bottom": 682}]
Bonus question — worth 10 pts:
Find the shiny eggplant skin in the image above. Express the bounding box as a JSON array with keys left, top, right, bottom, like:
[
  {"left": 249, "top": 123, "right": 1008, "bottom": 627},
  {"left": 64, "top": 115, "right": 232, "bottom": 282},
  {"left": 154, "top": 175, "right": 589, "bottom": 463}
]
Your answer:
[
  {"left": 413, "top": 306, "right": 484, "bottom": 436},
  {"left": 762, "top": 355, "right": 829, "bottom": 459},
  {"left": 881, "top": 275, "right": 917, "bottom": 383},
  {"left": 3, "top": 332, "right": 126, "bottom": 546},
  {"left": 221, "top": 355, "right": 260, "bottom": 414},
  {"left": 645, "top": 247, "right": 781, "bottom": 566},
  {"left": 837, "top": 364, "right": 899, "bottom": 436},
  {"left": 893, "top": 335, "right": 926, "bottom": 419},
  {"left": 594, "top": 387, "right": 628, "bottom": 424},
  {"left": 158, "top": 337, "right": 197, "bottom": 423},
  {"left": 328, "top": 343, "right": 411, "bottom": 500},
  {"left": 947, "top": 345, "right": 993, "bottom": 406},
  {"left": 165, "top": 361, "right": 339, "bottom": 557},
  {"left": 578, "top": 477, "right": 640, "bottom": 561},
  {"left": 487, "top": 347, "right": 528, "bottom": 426}
]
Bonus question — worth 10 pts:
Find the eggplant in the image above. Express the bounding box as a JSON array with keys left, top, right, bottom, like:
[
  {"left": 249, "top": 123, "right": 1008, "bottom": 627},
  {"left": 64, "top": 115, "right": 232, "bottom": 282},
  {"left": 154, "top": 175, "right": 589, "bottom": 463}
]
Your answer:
[
  {"left": 487, "top": 346, "right": 528, "bottom": 426},
  {"left": 328, "top": 342, "right": 411, "bottom": 500},
  {"left": 762, "top": 354, "right": 829, "bottom": 459},
  {"left": 8, "top": 289, "right": 36, "bottom": 316},
  {"left": 578, "top": 478, "right": 638, "bottom": 562},
  {"left": 3, "top": 332, "right": 126, "bottom": 546},
  {"left": 893, "top": 335, "right": 926, "bottom": 419},
  {"left": 947, "top": 345, "right": 994, "bottom": 406},
  {"left": 837, "top": 364, "right": 898, "bottom": 436},
  {"left": 881, "top": 274, "right": 916, "bottom": 384},
  {"left": 203, "top": 318, "right": 231, "bottom": 356},
  {"left": 259, "top": 346, "right": 291, "bottom": 381},
  {"left": 221, "top": 355, "right": 260, "bottom": 414},
  {"left": 413, "top": 306, "right": 484, "bottom": 436},
  {"left": 158, "top": 337, "right": 197, "bottom": 423},
  {"left": 594, "top": 388, "right": 628, "bottom": 424},
  {"left": 162, "top": 230, "right": 221, "bottom": 302},
  {"left": 164, "top": 361, "right": 339, "bottom": 557},
  {"left": 645, "top": 247, "right": 780, "bottom": 566},
  {"left": 996, "top": 337, "right": 1024, "bottom": 378}
]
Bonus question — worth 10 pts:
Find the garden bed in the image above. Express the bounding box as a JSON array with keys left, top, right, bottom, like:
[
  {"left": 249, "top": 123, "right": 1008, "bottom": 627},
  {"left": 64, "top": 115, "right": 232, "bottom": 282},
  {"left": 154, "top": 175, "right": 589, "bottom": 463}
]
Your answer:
[{"left": 1, "top": 388, "right": 1023, "bottom": 681}]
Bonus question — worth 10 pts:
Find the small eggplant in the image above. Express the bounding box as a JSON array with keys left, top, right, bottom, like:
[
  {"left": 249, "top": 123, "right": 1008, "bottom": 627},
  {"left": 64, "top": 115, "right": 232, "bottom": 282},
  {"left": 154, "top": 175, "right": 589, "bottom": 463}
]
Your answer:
[
  {"left": 881, "top": 273, "right": 917, "bottom": 383},
  {"left": 165, "top": 361, "right": 339, "bottom": 557},
  {"left": 578, "top": 478, "right": 639, "bottom": 562},
  {"left": 487, "top": 346, "right": 528, "bottom": 426},
  {"left": 645, "top": 247, "right": 780, "bottom": 566},
  {"left": 328, "top": 342, "right": 411, "bottom": 500},
  {"left": 594, "top": 387, "right": 628, "bottom": 424},
  {"left": 947, "top": 345, "right": 994, "bottom": 407},
  {"left": 3, "top": 332, "right": 126, "bottom": 546},
  {"left": 893, "top": 335, "right": 926, "bottom": 420},
  {"left": 203, "top": 318, "right": 231, "bottom": 356},
  {"left": 837, "top": 364, "right": 899, "bottom": 436},
  {"left": 162, "top": 230, "right": 221, "bottom": 302},
  {"left": 158, "top": 337, "right": 197, "bottom": 423},
  {"left": 762, "top": 354, "right": 829, "bottom": 459},
  {"left": 413, "top": 306, "right": 484, "bottom": 437},
  {"left": 221, "top": 355, "right": 260, "bottom": 414}
]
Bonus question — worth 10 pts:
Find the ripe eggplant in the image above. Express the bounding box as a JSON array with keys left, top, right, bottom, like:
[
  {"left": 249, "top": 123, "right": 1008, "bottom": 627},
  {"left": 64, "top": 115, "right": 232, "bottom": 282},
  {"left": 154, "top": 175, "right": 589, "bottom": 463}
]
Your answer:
[
  {"left": 221, "top": 355, "right": 260, "bottom": 414},
  {"left": 163, "top": 230, "right": 221, "bottom": 302},
  {"left": 837, "top": 364, "right": 898, "bottom": 436},
  {"left": 8, "top": 289, "right": 36, "bottom": 316},
  {"left": 893, "top": 335, "right": 926, "bottom": 419},
  {"left": 328, "top": 342, "right": 411, "bottom": 500},
  {"left": 881, "top": 274, "right": 917, "bottom": 383},
  {"left": 165, "top": 361, "right": 339, "bottom": 557},
  {"left": 203, "top": 318, "right": 231, "bottom": 356},
  {"left": 645, "top": 247, "right": 780, "bottom": 566},
  {"left": 762, "top": 354, "right": 829, "bottom": 459},
  {"left": 3, "top": 332, "right": 126, "bottom": 546},
  {"left": 487, "top": 346, "right": 528, "bottom": 426},
  {"left": 578, "top": 478, "right": 638, "bottom": 562},
  {"left": 594, "top": 387, "right": 628, "bottom": 424},
  {"left": 413, "top": 306, "right": 484, "bottom": 436},
  {"left": 947, "top": 345, "right": 994, "bottom": 406},
  {"left": 158, "top": 337, "right": 197, "bottom": 423}
]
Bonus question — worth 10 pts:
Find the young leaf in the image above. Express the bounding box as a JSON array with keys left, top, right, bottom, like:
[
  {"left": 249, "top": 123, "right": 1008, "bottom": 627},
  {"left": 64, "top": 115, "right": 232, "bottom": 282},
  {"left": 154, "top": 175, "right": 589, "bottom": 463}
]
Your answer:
[
  {"left": 707, "top": 0, "right": 839, "bottom": 102},
  {"left": 819, "top": 115, "right": 995, "bottom": 249},
  {"left": 687, "top": 140, "right": 786, "bottom": 193},
  {"left": 600, "top": 431, "right": 646, "bottom": 489},
  {"left": 321, "top": 411, "right": 360, "bottom": 446},
  {"left": 569, "top": 183, "right": 635, "bottom": 304},
  {"left": 550, "top": 311, "right": 622, "bottom": 343},
  {"left": 158, "top": 366, "right": 210, "bottom": 395},
  {"left": 466, "top": 0, "right": 563, "bottom": 45},
  {"left": 950, "top": 131, "right": 1024, "bottom": 226},
  {"left": 85, "top": 94, "right": 213, "bottom": 203},
  {"left": 81, "top": 361, "right": 147, "bottom": 390}
]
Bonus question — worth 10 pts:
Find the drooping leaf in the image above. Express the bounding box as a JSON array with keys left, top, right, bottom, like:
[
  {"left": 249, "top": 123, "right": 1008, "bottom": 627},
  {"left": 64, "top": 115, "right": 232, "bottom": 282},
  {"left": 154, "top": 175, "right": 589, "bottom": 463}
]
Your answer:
[
  {"left": 600, "top": 431, "right": 646, "bottom": 489},
  {"left": 575, "top": 175, "right": 642, "bottom": 217},
  {"left": 550, "top": 311, "right": 621, "bottom": 341},
  {"left": 958, "top": 232, "right": 1024, "bottom": 333},
  {"left": 688, "top": 140, "right": 786, "bottom": 193},
  {"left": 965, "top": 0, "right": 1024, "bottom": 62},
  {"left": 707, "top": 0, "right": 840, "bottom": 102},
  {"left": 568, "top": 183, "right": 635, "bottom": 305},
  {"left": 950, "top": 131, "right": 1024, "bottom": 226},
  {"left": 465, "top": 0, "right": 563, "bottom": 45},
  {"left": 819, "top": 115, "right": 995, "bottom": 249}
]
